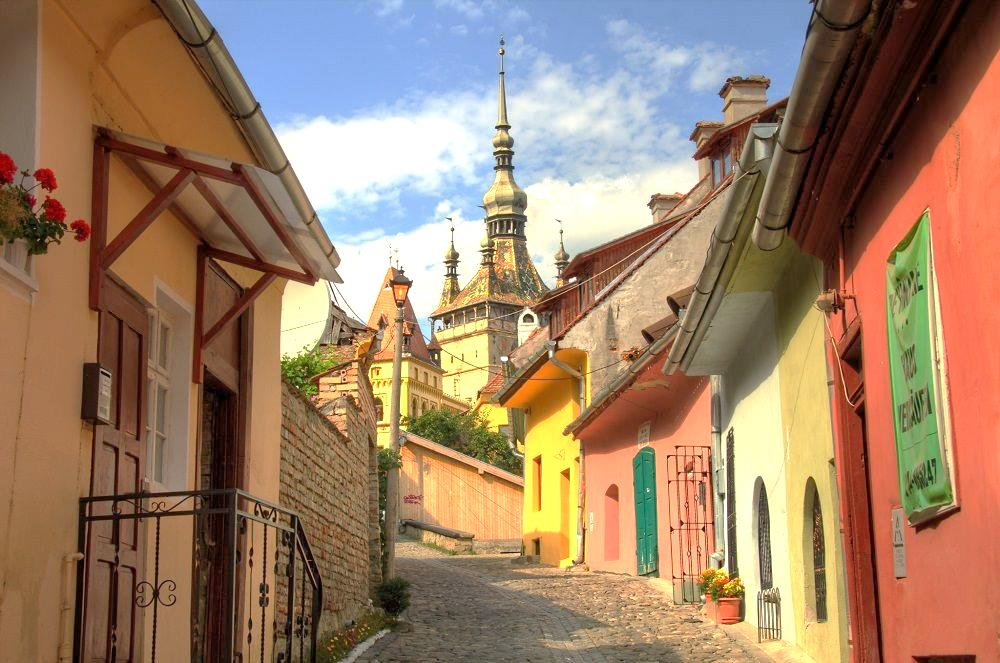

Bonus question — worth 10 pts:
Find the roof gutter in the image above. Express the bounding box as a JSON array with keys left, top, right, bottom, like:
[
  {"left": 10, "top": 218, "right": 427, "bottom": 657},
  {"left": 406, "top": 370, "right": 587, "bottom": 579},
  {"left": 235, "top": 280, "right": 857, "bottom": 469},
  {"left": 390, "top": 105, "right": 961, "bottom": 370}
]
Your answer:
[
  {"left": 565, "top": 325, "right": 678, "bottom": 436},
  {"left": 664, "top": 124, "right": 777, "bottom": 374},
  {"left": 752, "top": 0, "right": 872, "bottom": 251},
  {"left": 154, "top": 0, "right": 342, "bottom": 282}
]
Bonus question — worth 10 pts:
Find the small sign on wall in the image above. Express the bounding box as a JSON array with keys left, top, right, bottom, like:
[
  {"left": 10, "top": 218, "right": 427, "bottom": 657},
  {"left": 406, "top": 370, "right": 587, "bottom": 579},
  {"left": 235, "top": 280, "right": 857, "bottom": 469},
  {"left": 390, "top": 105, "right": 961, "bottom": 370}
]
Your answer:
[
  {"left": 891, "top": 508, "right": 907, "bottom": 578},
  {"left": 637, "top": 421, "right": 651, "bottom": 448}
]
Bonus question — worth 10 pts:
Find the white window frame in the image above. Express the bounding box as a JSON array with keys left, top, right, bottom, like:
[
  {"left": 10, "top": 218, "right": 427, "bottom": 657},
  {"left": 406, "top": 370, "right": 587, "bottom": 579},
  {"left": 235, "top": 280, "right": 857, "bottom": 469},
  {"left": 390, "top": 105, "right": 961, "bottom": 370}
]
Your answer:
[{"left": 146, "top": 310, "right": 172, "bottom": 485}]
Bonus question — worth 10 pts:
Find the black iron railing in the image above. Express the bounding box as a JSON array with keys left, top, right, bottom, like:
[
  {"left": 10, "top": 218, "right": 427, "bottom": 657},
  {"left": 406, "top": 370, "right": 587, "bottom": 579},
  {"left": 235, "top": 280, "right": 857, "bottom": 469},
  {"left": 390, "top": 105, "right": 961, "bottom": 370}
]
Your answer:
[
  {"left": 75, "top": 489, "right": 322, "bottom": 662},
  {"left": 757, "top": 586, "right": 781, "bottom": 642}
]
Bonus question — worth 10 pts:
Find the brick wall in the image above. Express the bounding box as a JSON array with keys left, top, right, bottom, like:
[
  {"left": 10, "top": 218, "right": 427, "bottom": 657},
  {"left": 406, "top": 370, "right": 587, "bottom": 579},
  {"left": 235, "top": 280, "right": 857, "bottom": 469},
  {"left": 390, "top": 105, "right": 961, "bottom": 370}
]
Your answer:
[{"left": 280, "top": 378, "right": 377, "bottom": 633}]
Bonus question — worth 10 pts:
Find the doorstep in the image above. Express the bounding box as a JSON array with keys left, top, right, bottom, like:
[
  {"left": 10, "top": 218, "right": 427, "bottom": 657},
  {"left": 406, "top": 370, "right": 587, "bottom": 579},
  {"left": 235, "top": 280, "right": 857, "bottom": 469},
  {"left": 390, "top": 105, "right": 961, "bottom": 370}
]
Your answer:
[{"left": 722, "top": 620, "right": 819, "bottom": 663}]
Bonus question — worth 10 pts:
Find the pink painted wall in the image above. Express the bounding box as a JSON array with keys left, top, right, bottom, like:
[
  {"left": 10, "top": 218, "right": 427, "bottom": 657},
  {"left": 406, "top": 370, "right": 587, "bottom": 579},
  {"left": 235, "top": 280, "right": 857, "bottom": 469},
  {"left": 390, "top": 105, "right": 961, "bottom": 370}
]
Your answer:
[
  {"left": 580, "top": 369, "right": 711, "bottom": 582},
  {"left": 830, "top": 5, "right": 1000, "bottom": 659}
]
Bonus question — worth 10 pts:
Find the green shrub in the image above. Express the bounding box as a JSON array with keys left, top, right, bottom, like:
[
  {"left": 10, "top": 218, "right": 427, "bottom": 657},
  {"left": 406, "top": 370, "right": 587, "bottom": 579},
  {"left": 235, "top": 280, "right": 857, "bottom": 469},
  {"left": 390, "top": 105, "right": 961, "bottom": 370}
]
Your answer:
[{"left": 376, "top": 577, "right": 411, "bottom": 617}]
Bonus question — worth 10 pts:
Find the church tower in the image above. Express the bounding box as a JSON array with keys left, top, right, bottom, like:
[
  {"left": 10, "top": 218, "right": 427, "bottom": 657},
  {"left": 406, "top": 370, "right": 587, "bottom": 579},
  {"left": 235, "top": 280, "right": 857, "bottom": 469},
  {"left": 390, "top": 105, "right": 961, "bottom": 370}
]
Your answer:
[{"left": 430, "top": 37, "right": 549, "bottom": 412}]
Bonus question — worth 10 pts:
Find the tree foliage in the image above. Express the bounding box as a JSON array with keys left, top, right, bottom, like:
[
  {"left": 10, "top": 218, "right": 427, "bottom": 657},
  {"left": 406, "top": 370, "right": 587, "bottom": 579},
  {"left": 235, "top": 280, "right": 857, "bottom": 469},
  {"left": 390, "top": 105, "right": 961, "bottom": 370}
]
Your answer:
[
  {"left": 280, "top": 346, "right": 338, "bottom": 396},
  {"left": 404, "top": 408, "right": 523, "bottom": 475}
]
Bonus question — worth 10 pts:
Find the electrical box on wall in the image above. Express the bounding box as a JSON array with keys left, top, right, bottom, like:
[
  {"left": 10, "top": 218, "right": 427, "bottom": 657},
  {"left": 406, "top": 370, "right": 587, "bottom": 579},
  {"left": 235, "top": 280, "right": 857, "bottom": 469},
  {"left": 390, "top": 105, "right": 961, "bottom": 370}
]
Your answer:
[{"left": 81, "top": 363, "right": 113, "bottom": 425}]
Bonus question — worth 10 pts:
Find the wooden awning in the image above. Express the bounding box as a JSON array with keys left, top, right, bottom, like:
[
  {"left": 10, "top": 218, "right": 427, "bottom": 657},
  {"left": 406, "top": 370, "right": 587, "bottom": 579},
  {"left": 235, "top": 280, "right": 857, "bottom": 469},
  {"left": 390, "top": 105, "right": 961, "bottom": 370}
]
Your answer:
[{"left": 90, "top": 129, "right": 336, "bottom": 381}]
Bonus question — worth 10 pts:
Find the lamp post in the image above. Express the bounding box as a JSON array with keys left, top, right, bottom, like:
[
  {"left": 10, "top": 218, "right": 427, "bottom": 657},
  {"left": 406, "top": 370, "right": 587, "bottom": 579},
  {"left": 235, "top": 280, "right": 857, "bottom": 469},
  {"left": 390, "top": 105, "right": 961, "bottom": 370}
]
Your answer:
[{"left": 384, "top": 268, "right": 411, "bottom": 579}]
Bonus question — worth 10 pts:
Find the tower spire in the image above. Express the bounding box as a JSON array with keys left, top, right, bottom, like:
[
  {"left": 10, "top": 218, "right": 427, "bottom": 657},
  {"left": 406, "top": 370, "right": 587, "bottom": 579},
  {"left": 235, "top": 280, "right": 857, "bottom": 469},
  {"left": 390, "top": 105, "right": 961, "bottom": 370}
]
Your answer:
[
  {"left": 439, "top": 218, "right": 461, "bottom": 308},
  {"left": 554, "top": 219, "right": 570, "bottom": 285},
  {"left": 482, "top": 35, "right": 527, "bottom": 237}
]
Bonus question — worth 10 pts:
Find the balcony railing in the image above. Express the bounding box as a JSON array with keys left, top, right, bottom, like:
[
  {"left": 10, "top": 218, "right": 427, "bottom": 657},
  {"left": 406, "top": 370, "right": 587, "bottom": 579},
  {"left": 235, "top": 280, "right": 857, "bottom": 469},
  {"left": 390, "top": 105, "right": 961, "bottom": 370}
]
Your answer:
[{"left": 76, "top": 489, "right": 322, "bottom": 662}]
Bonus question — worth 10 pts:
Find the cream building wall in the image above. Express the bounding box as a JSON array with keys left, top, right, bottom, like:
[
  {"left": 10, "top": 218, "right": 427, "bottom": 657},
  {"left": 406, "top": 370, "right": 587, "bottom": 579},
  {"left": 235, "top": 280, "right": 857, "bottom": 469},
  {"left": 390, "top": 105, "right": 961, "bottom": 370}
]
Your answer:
[
  {"left": 0, "top": 2, "right": 297, "bottom": 660},
  {"left": 370, "top": 356, "right": 468, "bottom": 447}
]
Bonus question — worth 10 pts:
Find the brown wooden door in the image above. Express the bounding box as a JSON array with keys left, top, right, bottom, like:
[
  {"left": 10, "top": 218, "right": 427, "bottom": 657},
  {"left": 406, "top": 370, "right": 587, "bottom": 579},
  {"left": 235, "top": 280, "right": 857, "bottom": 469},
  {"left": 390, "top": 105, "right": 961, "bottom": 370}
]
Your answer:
[{"left": 83, "top": 278, "right": 148, "bottom": 662}]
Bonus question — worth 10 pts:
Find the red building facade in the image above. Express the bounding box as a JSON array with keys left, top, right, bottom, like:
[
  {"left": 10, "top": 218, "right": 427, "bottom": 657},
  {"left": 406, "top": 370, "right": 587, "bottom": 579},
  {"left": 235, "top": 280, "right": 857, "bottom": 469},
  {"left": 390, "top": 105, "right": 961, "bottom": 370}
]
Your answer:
[{"left": 790, "top": 2, "right": 1000, "bottom": 659}]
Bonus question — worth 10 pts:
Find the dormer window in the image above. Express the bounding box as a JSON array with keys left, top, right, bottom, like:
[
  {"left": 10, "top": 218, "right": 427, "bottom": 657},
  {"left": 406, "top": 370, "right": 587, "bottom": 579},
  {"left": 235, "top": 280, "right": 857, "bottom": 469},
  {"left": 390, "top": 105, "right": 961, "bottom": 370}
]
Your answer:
[{"left": 712, "top": 157, "right": 723, "bottom": 187}]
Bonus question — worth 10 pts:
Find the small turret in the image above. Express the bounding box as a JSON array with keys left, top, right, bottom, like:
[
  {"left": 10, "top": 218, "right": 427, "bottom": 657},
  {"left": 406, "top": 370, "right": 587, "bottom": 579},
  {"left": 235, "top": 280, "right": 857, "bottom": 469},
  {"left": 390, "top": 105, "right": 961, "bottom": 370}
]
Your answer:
[
  {"left": 554, "top": 220, "right": 570, "bottom": 286},
  {"left": 438, "top": 220, "right": 461, "bottom": 308}
]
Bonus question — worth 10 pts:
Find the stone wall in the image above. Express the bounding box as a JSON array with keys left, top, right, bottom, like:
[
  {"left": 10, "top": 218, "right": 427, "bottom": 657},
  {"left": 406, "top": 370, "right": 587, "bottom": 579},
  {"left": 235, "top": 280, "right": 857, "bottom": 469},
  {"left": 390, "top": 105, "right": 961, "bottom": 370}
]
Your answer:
[
  {"left": 315, "top": 358, "right": 381, "bottom": 595},
  {"left": 280, "top": 379, "right": 376, "bottom": 633}
]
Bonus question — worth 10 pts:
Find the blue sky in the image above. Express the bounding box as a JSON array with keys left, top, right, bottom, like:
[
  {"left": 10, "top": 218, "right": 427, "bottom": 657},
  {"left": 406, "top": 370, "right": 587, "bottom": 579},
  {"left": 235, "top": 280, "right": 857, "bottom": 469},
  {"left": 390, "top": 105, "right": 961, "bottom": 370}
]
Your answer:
[{"left": 202, "top": 0, "right": 813, "bottom": 322}]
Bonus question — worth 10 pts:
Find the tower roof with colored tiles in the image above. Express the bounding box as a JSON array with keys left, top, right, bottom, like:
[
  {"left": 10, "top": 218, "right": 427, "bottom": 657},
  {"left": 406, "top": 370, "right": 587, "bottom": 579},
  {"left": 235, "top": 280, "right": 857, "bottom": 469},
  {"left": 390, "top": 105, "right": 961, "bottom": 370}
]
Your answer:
[{"left": 367, "top": 266, "right": 434, "bottom": 364}]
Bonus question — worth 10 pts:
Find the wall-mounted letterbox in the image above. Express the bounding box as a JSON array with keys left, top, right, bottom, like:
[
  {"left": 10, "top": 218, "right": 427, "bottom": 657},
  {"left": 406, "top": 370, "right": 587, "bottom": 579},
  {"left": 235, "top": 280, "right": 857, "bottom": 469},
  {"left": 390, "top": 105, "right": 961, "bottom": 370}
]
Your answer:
[{"left": 82, "top": 363, "right": 113, "bottom": 425}]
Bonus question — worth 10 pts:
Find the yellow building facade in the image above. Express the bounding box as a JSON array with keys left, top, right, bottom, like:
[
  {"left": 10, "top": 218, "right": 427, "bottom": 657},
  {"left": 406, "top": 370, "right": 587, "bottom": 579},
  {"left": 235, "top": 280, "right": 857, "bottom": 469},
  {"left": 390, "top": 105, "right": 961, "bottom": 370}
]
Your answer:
[
  {"left": 0, "top": 2, "right": 339, "bottom": 660},
  {"left": 366, "top": 267, "right": 467, "bottom": 447},
  {"left": 429, "top": 40, "right": 547, "bottom": 432},
  {"left": 496, "top": 347, "right": 588, "bottom": 566}
]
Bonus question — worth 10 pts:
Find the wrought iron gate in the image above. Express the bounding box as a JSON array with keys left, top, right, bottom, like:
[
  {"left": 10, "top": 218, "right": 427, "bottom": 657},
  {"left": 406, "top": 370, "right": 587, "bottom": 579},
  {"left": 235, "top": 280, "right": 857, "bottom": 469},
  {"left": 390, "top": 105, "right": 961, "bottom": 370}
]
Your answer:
[
  {"left": 665, "top": 445, "right": 713, "bottom": 603},
  {"left": 76, "top": 489, "right": 322, "bottom": 662}
]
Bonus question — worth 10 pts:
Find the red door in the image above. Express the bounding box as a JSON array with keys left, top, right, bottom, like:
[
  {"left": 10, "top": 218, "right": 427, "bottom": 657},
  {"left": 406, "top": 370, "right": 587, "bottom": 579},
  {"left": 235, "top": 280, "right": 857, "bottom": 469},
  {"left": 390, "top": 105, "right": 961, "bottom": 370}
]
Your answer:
[{"left": 82, "top": 277, "right": 148, "bottom": 662}]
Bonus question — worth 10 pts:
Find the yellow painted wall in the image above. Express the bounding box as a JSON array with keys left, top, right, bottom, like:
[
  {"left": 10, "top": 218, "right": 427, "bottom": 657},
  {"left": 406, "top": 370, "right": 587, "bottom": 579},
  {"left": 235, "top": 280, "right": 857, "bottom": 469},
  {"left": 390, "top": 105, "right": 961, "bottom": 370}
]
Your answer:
[
  {"left": 772, "top": 253, "right": 850, "bottom": 663},
  {"left": 0, "top": 3, "right": 291, "bottom": 660},
  {"left": 435, "top": 318, "right": 494, "bottom": 404},
  {"left": 506, "top": 349, "right": 587, "bottom": 567},
  {"left": 369, "top": 356, "right": 466, "bottom": 447}
]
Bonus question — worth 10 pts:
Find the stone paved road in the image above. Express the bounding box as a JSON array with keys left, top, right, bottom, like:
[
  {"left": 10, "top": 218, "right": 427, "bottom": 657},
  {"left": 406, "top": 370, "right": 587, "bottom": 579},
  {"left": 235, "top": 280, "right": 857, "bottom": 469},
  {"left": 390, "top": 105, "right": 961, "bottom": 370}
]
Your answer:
[{"left": 358, "top": 541, "right": 767, "bottom": 662}]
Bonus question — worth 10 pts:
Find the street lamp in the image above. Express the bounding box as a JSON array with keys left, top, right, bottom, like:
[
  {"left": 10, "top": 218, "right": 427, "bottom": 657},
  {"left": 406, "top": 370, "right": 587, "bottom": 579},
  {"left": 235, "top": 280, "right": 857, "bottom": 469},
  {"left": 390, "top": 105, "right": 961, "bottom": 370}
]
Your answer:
[{"left": 384, "top": 268, "right": 411, "bottom": 579}]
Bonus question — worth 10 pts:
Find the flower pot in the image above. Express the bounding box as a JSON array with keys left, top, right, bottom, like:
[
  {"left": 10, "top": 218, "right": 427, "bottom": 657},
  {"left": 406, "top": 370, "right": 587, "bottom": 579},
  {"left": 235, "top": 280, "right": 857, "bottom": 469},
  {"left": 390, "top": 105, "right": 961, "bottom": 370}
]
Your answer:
[
  {"left": 3, "top": 239, "right": 29, "bottom": 272},
  {"left": 716, "top": 597, "right": 742, "bottom": 624},
  {"left": 703, "top": 595, "right": 717, "bottom": 621}
]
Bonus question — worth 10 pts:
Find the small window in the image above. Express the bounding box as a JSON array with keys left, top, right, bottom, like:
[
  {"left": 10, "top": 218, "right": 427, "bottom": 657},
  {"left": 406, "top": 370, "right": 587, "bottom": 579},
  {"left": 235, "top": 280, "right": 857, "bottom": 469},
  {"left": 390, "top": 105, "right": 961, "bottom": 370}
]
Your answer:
[
  {"left": 375, "top": 398, "right": 384, "bottom": 422},
  {"left": 146, "top": 310, "right": 172, "bottom": 484},
  {"left": 522, "top": 313, "right": 535, "bottom": 324},
  {"left": 712, "top": 158, "right": 723, "bottom": 187},
  {"left": 723, "top": 151, "right": 733, "bottom": 177},
  {"left": 532, "top": 455, "right": 543, "bottom": 511},
  {"left": 0, "top": 239, "right": 37, "bottom": 294}
]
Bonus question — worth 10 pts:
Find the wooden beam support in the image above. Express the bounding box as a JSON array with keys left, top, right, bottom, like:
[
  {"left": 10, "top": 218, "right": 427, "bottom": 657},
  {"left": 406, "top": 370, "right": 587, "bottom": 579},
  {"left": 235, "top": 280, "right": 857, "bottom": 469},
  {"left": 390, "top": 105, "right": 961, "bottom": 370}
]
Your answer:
[
  {"left": 97, "top": 135, "right": 243, "bottom": 184},
  {"left": 205, "top": 247, "right": 314, "bottom": 284},
  {"left": 193, "top": 245, "right": 207, "bottom": 383},
  {"left": 234, "top": 164, "right": 316, "bottom": 281},
  {"left": 89, "top": 142, "right": 111, "bottom": 311},
  {"left": 119, "top": 154, "right": 202, "bottom": 240},
  {"left": 192, "top": 176, "right": 266, "bottom": 262},
  {"left": 100, "top": 168, "right": 195, "bottom": 270},
  {"left": 201, "top": 271, "right": 277, "bottom": 349}
]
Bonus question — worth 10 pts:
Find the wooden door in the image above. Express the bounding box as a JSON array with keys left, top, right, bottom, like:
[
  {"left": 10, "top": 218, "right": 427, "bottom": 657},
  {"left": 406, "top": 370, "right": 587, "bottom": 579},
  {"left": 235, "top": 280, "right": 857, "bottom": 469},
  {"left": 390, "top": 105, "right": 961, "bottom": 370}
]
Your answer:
[
  {"left": 633, "top": 447, "right": 659, "bottom": 576},
  {"left": 834, "top": 327, "right": 883, "bottom": 661},
  {"left": 83, "top": 278, "right": 148, "bottom": 662}
]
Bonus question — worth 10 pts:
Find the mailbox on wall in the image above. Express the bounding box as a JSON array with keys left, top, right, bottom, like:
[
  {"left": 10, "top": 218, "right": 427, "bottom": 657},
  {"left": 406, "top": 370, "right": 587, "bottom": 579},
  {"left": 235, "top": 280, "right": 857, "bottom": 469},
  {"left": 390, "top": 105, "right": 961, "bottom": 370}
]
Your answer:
[{"left": 81, "top": 363, "right": 113, "bottom": 425}]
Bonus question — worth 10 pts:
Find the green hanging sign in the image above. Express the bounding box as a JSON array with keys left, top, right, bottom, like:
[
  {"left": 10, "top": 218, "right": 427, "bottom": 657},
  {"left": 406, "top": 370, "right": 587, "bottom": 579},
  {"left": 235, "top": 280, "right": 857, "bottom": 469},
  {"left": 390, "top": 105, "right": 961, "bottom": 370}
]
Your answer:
[{"left": 885, "top": 211, "right": 955, "bottom": 525}]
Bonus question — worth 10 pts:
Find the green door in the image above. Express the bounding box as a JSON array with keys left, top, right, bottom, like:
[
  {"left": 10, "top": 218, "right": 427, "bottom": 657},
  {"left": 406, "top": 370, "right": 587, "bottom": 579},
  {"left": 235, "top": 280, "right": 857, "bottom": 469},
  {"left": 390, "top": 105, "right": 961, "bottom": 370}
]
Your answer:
[{"left": 633, "top": 447, "right": 659, "bottom": 576}]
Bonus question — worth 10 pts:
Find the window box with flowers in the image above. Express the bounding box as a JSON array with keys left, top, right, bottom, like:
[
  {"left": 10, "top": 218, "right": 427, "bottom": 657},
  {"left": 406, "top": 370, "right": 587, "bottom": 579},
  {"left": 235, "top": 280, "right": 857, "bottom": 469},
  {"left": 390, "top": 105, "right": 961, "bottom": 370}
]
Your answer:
[
  {"left": 699, "top": 568, "right": 745, "bottom": 625},
  {"left": 0, "top": 151, "right": 90, "bottom": 294}
]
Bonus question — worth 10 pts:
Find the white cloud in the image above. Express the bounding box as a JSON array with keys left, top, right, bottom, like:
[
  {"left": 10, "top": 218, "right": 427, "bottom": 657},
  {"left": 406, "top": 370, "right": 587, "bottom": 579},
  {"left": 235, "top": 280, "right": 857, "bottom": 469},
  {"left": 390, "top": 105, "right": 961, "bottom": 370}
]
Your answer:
[
  {"left": 276, "top": 94, "right": 488, "bottom": 211},
  {"left": 373, "top": 0, "right": 404, "bottom": 17},
  {"left": 450, "top": 24, "right": 469, "bottom": 36}
]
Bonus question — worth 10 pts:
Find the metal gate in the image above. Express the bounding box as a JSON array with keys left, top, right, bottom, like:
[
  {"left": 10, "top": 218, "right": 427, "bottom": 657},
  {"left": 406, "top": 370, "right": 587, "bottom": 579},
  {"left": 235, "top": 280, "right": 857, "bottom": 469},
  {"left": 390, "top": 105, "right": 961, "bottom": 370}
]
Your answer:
[{"left": 665, "top": 445, "right": 714, "bottom": 603}]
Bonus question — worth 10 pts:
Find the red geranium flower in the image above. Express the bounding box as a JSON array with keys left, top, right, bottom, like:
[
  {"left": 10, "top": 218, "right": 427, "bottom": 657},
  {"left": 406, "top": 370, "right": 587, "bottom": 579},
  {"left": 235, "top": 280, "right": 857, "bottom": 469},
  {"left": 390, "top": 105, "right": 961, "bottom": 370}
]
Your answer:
[
  {"left": 33, "top": 168, "right": 57, "bottom": 192},
  {"left": 0, "top": 152, "right": 16, "bottom": 185},
  {"left": 42, "top": 197, "right": 67, "bottom": 223},
  {"left": 23, "top": 193, "right": 36, "bottom": 209},
  {"left": 70, "top": 219, "right": 91, "bottom": 242}
]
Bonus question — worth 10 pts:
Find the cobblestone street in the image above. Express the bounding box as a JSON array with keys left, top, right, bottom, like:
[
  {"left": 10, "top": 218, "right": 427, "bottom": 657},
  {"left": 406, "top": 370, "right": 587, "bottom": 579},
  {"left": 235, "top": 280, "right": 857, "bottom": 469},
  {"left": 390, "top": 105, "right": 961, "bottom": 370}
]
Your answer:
[{"left": 358, "top": 542, "right": 766, "bottom": 662}]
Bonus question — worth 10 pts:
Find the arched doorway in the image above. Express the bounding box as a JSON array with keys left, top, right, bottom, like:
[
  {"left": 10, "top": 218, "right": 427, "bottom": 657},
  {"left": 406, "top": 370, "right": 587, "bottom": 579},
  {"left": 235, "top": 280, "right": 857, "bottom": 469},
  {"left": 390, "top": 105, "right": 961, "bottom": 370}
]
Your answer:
[
  {"left": 604, "top": 484, "right": 620, "bottom": 561},
  {"left": 633, "top": 447, "right": 659, "bottom": 576}
]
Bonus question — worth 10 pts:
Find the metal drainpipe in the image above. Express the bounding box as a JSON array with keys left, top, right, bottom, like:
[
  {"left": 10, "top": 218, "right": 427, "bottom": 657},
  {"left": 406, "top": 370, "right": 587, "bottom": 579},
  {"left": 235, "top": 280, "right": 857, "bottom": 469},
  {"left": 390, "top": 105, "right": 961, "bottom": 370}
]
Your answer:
[
  {"left": 752, "top": 0, "right": 872, "bottom": 250},
  {"left": 547, "top": 343, "right": 587, "bottom": 566},
  {"left": 709, "top": 377, "right": 726, "bottom": 562},
  {"left": 58, "top": 552, "right": 84, "bottom": 663}
]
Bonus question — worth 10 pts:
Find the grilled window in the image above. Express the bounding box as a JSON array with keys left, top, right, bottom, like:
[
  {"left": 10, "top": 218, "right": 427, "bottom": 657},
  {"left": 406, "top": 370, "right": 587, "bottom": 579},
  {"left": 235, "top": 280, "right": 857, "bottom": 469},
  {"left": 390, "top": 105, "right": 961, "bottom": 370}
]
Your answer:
[
  {"left": 757, "top": 483, "right": 773, "bottom": 590},
  {"left": 726, "top": 429, "right": 738, "bottom": 577},
  {"left": 813, "top": 493, "right": 828, "bottom": 622}
]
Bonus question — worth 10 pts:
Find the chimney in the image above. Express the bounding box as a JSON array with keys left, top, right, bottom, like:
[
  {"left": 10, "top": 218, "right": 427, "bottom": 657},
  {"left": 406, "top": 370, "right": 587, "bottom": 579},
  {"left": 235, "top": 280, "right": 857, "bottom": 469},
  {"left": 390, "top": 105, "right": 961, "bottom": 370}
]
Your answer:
[
  {"left": 647, "top": 192, "right": 684, "bottom": 224},
  {"left": 719, "top": 75, "right": 770, "bottom": 125},
  {"left": 690, "top": 121, "right": 723, "bottom": 181}
]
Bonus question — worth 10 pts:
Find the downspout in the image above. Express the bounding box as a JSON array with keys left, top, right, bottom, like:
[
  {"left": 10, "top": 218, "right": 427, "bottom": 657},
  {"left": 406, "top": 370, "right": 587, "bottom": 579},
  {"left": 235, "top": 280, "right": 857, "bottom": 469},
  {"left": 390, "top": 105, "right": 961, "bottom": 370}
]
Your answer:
[
  {"left": 665, "top": 125, "right": 777, "bottom": 374},
  {"left": 752, "top": 0, "right": 872, "bottom": 251},
  {"left": 547, "top": 342, "right": 586, "bottom": 566},
  {"left": 58, "top": 552, "right": 84, "bottom": 663},
  {"left": 153, "top": 0, "right": 342, "bottom": 280},
  {"left": 709, "top": 377, "right": 726, "bottom": 566}
]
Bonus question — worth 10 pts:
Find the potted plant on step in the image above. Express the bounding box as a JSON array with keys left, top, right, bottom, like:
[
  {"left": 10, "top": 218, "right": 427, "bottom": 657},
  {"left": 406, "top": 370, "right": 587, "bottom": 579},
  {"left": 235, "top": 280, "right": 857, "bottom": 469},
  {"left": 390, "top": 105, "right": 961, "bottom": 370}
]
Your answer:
[
  {"left": 698, "top": 568, "right": 725, "bottom": 620},
  {"left": 712, "top": 574, "right": 745, "bottom": 625}
]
